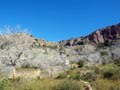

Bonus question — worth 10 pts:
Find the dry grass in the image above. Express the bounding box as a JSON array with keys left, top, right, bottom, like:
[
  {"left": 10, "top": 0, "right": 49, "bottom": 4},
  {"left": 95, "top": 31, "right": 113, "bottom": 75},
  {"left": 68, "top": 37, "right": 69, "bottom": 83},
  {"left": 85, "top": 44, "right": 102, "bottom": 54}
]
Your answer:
[
  {"left": 13, "top": 79, "right": 84, "bottom": 90},
  {"left": 16, "top": 68, "right": 44, "bottom": 79},
  {"left": 91, "top": 78, "right": 120, "bottom": 90},
  {"left": 1, "top": 63, "right": 120, "bottom": 90}
]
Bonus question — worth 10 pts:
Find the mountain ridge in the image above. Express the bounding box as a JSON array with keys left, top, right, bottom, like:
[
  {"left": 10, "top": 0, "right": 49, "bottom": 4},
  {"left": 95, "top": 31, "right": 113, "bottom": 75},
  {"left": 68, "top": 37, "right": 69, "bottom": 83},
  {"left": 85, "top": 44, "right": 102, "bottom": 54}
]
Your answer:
[{"left": 59, "top": 23, "right": 120, "bottom": 46}]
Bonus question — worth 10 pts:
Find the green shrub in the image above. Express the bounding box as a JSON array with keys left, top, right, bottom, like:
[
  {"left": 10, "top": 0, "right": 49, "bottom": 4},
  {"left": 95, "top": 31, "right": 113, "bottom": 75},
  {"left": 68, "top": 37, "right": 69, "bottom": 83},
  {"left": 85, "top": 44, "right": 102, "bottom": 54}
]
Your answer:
[
  {"left": 77, "top": 61, "right": 84, "bottom": 68},
  {"left": 31, "top": 42, "right": 40, "bottom": 48},
  {"left": 56, "top": 69, "right": 80, "bottom": 81},
  {"left": 52, "top": 80, "right": 81, "bottom": 90},
  {"left": 46, "top": 46, "right": 57, "bottom": 49},
  {"left": 100, "top": 51, "right": 108, "bottom": 56},
  {"left": 94, "top": 66, "right": 100, "bottom": 74},
  {"left": 103, "top": 70, "right": 113, "bottom": 79},
  {"left": 16, "top": 76, "right": 21, "bottom": 82},
  {"left": 114, "top": 60, "right": 120, "bottom": 66},
  {"left": 56, "top": 72, "right": 68, "bottom": 79},
  {"left": 0, "top": 45, "right": 4, "bottom": 49},
  {"left": 102, "top": 65, "right": 114, "bottom": 79},
  {"left": 0, "top": 77, "right": 13, "bottom": 90},
  {"left": 102, "top": 64, "right": 120, "bottom": 80},
  {"left": 81, "top": 72, "right": 96, "bottom": 82},
  {"left": 70, "top": 70, "right": 80, "bottom": 81}
]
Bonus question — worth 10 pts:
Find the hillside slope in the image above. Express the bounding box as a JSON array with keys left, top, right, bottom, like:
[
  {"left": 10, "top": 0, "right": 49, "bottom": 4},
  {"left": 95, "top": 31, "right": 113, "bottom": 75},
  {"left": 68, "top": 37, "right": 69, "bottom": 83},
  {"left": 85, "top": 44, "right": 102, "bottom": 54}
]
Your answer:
[{"left": 0, "top": 23, "right": 120, "bottom": 78}]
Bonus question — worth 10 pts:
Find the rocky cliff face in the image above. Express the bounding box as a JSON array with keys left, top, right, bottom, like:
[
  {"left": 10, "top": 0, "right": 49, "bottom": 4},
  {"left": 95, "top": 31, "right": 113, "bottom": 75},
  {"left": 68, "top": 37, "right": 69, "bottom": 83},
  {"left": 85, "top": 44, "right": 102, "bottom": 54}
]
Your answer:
[
  {"left": 0, "top": 23, "right": 120, "bottom": 77},
  {"left": 59, "top": 23, "right": 120, "bottom": 46}
]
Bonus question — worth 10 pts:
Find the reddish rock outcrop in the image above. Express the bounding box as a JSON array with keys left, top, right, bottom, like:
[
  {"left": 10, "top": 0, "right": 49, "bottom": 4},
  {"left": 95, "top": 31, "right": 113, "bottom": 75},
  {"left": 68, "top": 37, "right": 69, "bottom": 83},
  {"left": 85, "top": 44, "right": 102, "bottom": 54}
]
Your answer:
[{"left": 59, "top": 23, "right": 120, "bottom": 46}]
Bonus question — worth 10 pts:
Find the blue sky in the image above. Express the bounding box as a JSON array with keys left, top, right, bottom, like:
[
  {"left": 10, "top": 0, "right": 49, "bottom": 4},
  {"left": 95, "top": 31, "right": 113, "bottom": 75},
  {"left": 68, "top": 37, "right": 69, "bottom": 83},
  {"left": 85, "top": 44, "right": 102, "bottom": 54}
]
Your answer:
[{"left": 0, "top": 0, "right": 120, "bottom": 42}]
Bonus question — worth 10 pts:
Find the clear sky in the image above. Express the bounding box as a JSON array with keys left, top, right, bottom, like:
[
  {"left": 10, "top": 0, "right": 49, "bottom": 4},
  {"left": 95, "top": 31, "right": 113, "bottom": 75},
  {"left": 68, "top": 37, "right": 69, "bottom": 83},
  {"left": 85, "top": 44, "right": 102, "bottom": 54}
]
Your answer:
[{"left": 0, "top": 0, "right": 120, "bottom": 42}]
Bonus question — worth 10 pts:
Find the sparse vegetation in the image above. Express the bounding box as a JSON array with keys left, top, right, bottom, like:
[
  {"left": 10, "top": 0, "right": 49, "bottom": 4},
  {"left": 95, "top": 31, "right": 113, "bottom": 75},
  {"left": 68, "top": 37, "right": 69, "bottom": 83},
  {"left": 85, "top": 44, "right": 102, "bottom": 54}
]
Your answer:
[
  {"left": 43, "top": 45, "right": 58, "bottom": 50},
  {"left": 10, "top": 79, "right": 83, "bottom": 90},
  {"left": 0, "top": 44, "right": 5, "bottom": 49},
  {"left": 101, "top": 64, "right": 120, "bottom": 80},
  {"left": 97, "top": 43, "right": 105, "bottom": 48},
  {"left": 31, "top": 41, "right": 40, "bottom": 48},
  {"left": 91, "top": 78, "right": 120, "bottom": 90},
  {"left": 0, "top": 62, "right": 119, "bottom": 90},
  {"left": 100, "top": 51, "right": 108, "bottom": 56},
  {"left": 56, "top": 69, "right": 80, "bottom": 81},
  {"left": 0, "top": 77, "right": 13, "bottom": 90},
  {"left": 56, "top": 72, "right": 68, "bottom": 79},
  {"left": 52, "top": 80, "right": 81, "bottom": 90},
  {"left": 69, "top": 69, "right": 80, "bottom": 81},
  {"left": 77, "top": 60, "right": 84, "bottom": 68},
  {"left": 104, "top": 40, "right": 113, "bottom": 47},
  {"left": 97, "top": 41, "right": 113, "bottom": 49},
  {"left": 81, "top": 72, "right": 96, "bottom": 82},
  {"left": 94, "top": 66, "right": 100, "bottom": 74},
  {"left": 114, "top": 59, "right": 120, "bottom": 66}
]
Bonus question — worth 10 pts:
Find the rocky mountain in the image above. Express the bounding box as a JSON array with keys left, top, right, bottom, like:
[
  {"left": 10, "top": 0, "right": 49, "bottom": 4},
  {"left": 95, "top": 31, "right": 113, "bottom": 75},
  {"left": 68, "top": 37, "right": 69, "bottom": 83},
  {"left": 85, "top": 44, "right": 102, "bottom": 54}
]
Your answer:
[
  {"left": 0, "top": 23, "right": 120, "bottom": 78},
  {"left": 59, "top": 23, "right": 120, "bottom": 46}
]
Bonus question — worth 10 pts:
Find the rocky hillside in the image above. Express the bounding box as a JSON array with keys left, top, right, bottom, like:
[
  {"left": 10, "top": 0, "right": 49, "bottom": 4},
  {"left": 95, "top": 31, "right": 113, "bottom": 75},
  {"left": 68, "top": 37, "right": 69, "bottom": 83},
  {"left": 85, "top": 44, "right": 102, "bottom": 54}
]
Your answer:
[
  {"left": 59, "top": 23, "right": 120, "bottom": 46},
  {"left": 0, "top": 23, "right": 120, "bottom": 78}
]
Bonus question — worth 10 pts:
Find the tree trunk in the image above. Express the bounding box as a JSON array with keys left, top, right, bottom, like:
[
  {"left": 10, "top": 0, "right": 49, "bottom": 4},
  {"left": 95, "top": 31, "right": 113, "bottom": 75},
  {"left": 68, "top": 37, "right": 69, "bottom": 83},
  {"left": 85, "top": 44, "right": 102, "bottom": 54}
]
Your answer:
[{"left": 12, "top": 67, "right": 17, "bottom": 80}]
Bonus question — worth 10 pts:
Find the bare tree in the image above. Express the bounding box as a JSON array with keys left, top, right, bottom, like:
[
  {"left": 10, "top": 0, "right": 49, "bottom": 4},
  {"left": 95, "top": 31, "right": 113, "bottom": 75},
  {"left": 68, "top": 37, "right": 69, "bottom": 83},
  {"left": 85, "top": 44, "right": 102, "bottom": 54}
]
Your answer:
[{"left": 0, "top": 25, "right": 36, "bottom": 79}]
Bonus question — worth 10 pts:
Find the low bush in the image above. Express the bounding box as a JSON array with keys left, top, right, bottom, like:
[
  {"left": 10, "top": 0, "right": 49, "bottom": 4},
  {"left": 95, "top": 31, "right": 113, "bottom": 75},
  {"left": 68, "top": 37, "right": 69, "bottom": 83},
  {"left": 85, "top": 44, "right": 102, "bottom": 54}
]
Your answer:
[
  {"left": 114, "top": 60, "right": 120, "bottom": 66},
  {"left": 81, "top": 72, "right": 96, "bottom": 82},
  {"left": 56, "top": 69, "right": 80, "bottom": 81},
  {"left": 101, "top": 64, "right": 120, "bottom": 80},
  {"left": 100, "top": 51, "right": 108, "bottom": 56},
  {"left": 103, "top": 70, "right": 113, "bottom": 79},
  {"left": 70, "top": 70, "right": 80, "bottom": 81},
  {"left": 94, "top": 66, "right": 100, "bottom": 74},
  {"left": 56, "top": 72, "right": 68, "bottom": 79},
  {"left": 0, "top": 77, "right": 13, "bottom": 90},
  {"left": 102, "top": 65, "right": 114, "bottom": 78},
  {"left": 77, "top": 60, "right": 84, "bottom": 68}
]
